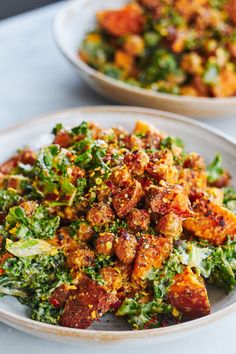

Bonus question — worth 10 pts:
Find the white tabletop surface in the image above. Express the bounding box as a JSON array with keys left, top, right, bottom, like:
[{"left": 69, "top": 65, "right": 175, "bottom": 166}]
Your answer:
[{"left": 0, "top": 3, "right": 236, "bottom": 353}]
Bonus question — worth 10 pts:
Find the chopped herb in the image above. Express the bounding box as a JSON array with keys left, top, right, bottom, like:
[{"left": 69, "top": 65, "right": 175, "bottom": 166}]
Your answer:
[
  {"left": 116, "top": 297, "right": 176, "bottom": 329},
  {"left": 52, "top": 123, "right": 63, "bottom": 135},
  {"left": 207, "top": 154, "right": 224, "bottom": 184},
  {"left": 223, "top": 187, "right": 236, "bottom": 213},
  {"left": 160, "top": 136, "right": 184, "bottom": 150}
]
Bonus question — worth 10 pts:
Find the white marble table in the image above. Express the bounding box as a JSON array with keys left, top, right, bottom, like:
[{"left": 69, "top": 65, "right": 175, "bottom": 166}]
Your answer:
[{"left": 0, "top": 3, "right": 236, "bottom": 353}]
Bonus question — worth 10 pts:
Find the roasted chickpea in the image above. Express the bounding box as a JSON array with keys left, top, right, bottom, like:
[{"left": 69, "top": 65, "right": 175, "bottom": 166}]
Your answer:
[
  {"left": 127, "top": 208, "right": 150, "bottom": 231},
  {"left": 124, "top": 35, "right": 145, "bottom": 56},
  {"left": 77, "top": 221, "right": 94, "bottom": 242},
  {"left": 158, "top": 212, "right": 183, "bottom": 239},
  {"left": 100, "top": 266, "right": 123, "bottom": 291},
  {"left": 95, "top": 232, "right": 115, "bottom": 256},
  {"left": 114, "top": 231, "right": 137, "bottom": 264},
  {"left": 87, "top": 203, "right": 115, "bottom": 226}
]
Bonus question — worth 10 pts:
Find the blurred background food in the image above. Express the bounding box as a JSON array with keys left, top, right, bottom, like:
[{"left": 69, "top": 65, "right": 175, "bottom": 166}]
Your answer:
[
  {"left": 79, "top": 0, "right": 236, "bottom": 98},
  {"left": 0, "top": 0, "right": 62, "bottom": 20}
]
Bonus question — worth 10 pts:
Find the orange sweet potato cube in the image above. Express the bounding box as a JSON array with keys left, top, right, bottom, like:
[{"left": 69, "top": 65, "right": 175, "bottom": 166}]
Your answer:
[{"left": 168, "top": 267, "right": 210, "bottom": 319}]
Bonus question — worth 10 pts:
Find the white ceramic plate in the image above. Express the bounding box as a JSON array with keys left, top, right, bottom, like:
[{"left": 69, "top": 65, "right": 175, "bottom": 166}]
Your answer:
[
  {"left": 53, "top": 0, "right": 236, "bottom": 119},
  {"left": 0, "top": 106, "right": 236, "bottom": 346}
]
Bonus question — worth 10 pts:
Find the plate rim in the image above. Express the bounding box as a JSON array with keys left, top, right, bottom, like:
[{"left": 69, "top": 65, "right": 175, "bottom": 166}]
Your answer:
[
  {"left": 0, "top": 105, "right": 236, "bottom": 342},
  {"left": 53, "top": 0, "right": 236, "bottom": 106}
]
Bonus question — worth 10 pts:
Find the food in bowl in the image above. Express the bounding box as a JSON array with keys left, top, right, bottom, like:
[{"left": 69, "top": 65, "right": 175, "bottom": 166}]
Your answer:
[
  {"left": 0, "top": 119, "right": 236, "bottom": 330},
  {"left": 79, "top": 0, "right": 236, "bottom": 97}
]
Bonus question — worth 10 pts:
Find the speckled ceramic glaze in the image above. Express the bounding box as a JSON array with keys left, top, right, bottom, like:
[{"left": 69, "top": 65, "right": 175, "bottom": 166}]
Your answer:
[
  {"left": 0, "top": 106, "right": 236, "bottom": 345},
  {"left": 53, "top": 0, "right": 236, "bottom": 119}
]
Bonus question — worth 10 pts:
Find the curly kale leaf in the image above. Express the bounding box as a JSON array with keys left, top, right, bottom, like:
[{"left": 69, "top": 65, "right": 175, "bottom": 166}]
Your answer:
[
  {"left": 80, "top": 34, "right": 114, "bottom": 69},
  {"left": 71, "top": 121, "right": 92, "bottom": 137},
  {"left": 116, "top": 297, "right": 175, "bottom": 329},
  {"left": 5, "top": 238, "right": 57, "bottom": 258},
  {"left": 0, "top": 189, "right": 21, "bottom": 213},
  {"left": 83, "top": 254, "right": 114, "bottom": 285},
  {"left": 147, "top": 252, "right": 184, "bottom": 299},
  {"left": 206, "top": 241, "right": 236, "bottom": 292},
  {"left": 207, "top": 153, "right": 224, "bottom": 184},
  {"left": 160, "top": 136, "right": 186, "bottom": 163},
  {"left": 74, "top": 138, "right": 110, "bottom": 178},
  {"left": 76, "top": 177, "right": 87, "bottom": 196},
  {"left": 176, "top": 240, "right": 213, "bottom": 278},
  {"left": 203, "top": 61, "right": 219, "bottom": 85},
  {"left": 52, "top": 123, "right": 63, "bottom": 135},
  {"left": 36, "top": 145, "right": 71, "bottom": 182},
  {"left": 31, "top": 301, "right": 61, "bottom": 325},
  {"left": 0, "top": 252, "right": 71, "bottom": 326},
  {"left": 0, "top": 252, "right": 70, "bottom": 325},
  {"left": 176, "top": 240, "right": 236, "bottom": 292},
  {"left": 160, "top": 136, "right": 184, "bottom": 150},
  {"left": 139, "top": 49, "right": 178, "bottom": 84},
  {"left": 223, "top": 187, "right": 236, "bottom": 213},
  {"left": 5, "top": 205, "right": 60, "bottom": 240}
]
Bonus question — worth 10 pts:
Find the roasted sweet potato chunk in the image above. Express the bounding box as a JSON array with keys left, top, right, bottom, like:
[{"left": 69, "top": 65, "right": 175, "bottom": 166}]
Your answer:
[
  {"left": 124, "top": 34, "right": 145, "bottom": 56},
  {"left": 179, "top": 153, "right": 208, "bottom": 196},
  {"left": 146, "top": 183, "right": 193, "bottom": 218},
  {"left": 113, "top": 179, "right": 143, "bottom": 218},
  {"left": 60, "top": 276, "right": 118, "bottom": 329},
  {"left": 132, "top": 234, "right": 172, "bottom": 283},
  {"left": 127, "top": 208, "right": 150, "bottom": 231},
  {"left": 50, "top": 284, "right": 70, "bottom": 308},
  {"left": 114, "top": 50, "right": 134, "bottom": 74},
  {"left": 183, "top": 153, "right": 206, "bottom": 171},
  {"left": 179, "top": 168, "right": 207, "bottom": 196},
  {"left": 146, "top": 150, "right": 179, "bottom": 184},
  {"left": 168, "top": 267, "right": 210, "bottom": 319},
  {"left": 124, "top": 150, "right": 149, "bottom": 176},
  {"left": 133, "top": 120, "right": 162, "bottom": 149},
  {"left": 133, "top": 120, "right": 158, "bottom": 136},
  {"left": 183, "top": 197, "right": 236, "bottom": 245},
  {"left": 97, "top": 4, "right": 145, "bottom": 37},
  {"left": 123, "top": 134, "right": 143, "bottom": 150}
]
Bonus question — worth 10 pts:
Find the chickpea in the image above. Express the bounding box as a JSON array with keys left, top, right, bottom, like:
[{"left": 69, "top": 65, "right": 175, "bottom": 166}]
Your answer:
[
  {"left": 114, "top": 231, "right": 137, "bottom": 264},
  {"left": 95, "top": 233, "right": 115, "bottom": 256},
  {"left": 100, "top": 267, "right": 123, "bottom": 291},
  {"left": 181, "top": 52, "right": 203, "bottom": 75},
  {"left": 158, "top": 212, "right": 183, "bottom": 239},
  {"left": 124, "top": 35, "right": 145, "bottom": 56}
]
